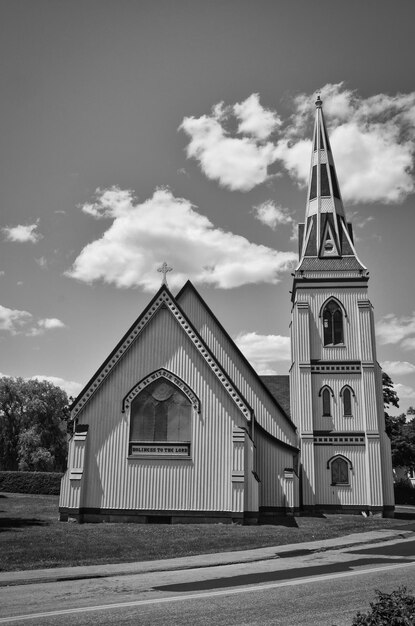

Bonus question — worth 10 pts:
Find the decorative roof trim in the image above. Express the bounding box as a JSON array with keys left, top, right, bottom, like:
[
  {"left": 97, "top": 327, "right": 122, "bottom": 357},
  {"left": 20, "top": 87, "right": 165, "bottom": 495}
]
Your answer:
[
  {"left": 176, "top": 280, "right": 296, "bottom": 430},
  {"left": 122, "top": 368, "right": 201, "bottom": 413},
  {"left": 71, "top": 285, "right": 253, "bottom": 422}
]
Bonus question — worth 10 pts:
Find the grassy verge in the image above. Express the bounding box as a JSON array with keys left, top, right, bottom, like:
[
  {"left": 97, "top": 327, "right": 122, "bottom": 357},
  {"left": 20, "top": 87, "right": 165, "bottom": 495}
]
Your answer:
[{"left": 1, "top": 493, "right": 414, "bottom": 572}]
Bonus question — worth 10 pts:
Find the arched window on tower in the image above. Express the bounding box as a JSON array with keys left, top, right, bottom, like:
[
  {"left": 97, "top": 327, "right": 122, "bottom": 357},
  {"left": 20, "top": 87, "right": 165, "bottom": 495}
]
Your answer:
[
  {"left": 319, "top": 385, "right": 334, "bottom": 417},
  {"left": 322, "top": 300, "right": 344, "bottom": 346},
  {"left": 328, "top": 455, "right": 351, "bottom": 486},
  {"left": 340, "top": 385, "right": 354, "bottom": 417},
  {"left": 130, "top": 378, "right": 192, "bottom": 445}
]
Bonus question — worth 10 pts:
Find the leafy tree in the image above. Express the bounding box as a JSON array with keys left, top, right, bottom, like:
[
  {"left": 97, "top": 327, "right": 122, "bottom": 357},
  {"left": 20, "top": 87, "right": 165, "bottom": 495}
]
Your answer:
[
  {"left": 382, "top": 371, "right": 400, "bottom": 411},
  {"left": 382, "top": 371, "right": 415, "bottom": 472},
  {"left": 0, "top": 377, "right": 69, "bottom": 471}
]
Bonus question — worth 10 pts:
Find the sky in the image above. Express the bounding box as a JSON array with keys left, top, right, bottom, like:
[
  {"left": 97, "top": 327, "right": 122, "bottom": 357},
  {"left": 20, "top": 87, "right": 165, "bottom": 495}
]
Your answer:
[{"left": 1, "top": 0, "right": 414, "bottom": 415}]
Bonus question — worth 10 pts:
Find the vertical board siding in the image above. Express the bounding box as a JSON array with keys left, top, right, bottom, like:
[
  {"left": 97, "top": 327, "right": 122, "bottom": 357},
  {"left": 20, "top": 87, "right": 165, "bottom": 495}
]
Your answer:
[
  {"left": 296, "top": 287, "right": 368, "bottom": 362},
  {"left": 312, "top": 374, "right": 363, "bottom": 431},
  {"left": 177, "top": 290, "right": 297, "bottom": 448},
  {"left": 314, "top": 445, "right": 367, "bottom": 506},
  {"left": 255, "top": 429, "right": 294, "bottom": 507},
  {"left": 67, "top": 306, "right": 244, "bottom": 513}
]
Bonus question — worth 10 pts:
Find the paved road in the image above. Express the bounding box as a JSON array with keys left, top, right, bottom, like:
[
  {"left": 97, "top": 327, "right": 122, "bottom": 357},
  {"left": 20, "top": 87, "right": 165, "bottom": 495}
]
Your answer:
[{"left": 1, "top": 537, "right": 414, "bottom": 625}]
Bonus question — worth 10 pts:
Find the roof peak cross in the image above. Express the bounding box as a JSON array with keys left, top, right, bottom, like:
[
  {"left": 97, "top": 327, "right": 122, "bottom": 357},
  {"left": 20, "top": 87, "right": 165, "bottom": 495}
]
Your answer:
[{"left": 157, "top": 262, "right": 173, "bottom": 287}]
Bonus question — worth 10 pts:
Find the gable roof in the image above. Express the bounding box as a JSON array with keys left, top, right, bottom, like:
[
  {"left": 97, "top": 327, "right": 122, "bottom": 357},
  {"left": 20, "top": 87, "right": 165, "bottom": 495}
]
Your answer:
[
  {"left": 176, "top": 280, "right": 295, "bottom": 430},
  {"left": 71, "top": 284, "right": 253, "bottom": 421}
]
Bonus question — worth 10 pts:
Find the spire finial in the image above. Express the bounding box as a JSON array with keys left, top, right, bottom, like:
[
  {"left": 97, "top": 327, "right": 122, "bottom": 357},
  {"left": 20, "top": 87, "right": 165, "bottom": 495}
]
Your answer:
[
  {"left": 157, "top": 261, "right": 173, "bottom": 287},
  {"left": 315, "top": 94, "right": 323, "bottom": 108}
]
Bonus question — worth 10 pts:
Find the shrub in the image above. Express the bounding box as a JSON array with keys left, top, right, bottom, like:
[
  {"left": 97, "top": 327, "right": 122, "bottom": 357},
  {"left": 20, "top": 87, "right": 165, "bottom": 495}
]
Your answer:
[
  {"left": 351, "top": 586, "right": 415, "bottom": 625},
  {"left": 394, "top": 478, "right": 415, "bottom": 505},
  {"left": 0, "top": 471, "right": 63, "bottom": 495}
]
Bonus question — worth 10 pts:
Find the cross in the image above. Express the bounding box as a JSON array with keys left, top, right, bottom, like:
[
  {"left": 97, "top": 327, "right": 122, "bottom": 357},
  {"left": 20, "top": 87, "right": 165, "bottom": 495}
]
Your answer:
[{"left": 157, "top": 262, "right": 173, "bottom": 287}]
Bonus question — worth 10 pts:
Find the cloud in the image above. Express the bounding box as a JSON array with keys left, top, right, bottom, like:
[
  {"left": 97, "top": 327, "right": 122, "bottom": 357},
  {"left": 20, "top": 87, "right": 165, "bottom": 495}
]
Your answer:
[
  {"left": 180, "top": 97, "right": 278, "bottom": 191},
  {"left": 2, "top": 223, "right": 42, "bottom": 243},
  {"left": 181, "top": 86, "right": 415, "bottom": 203},
  {"left": 381, "top": 360, "right": 415, "bottom": 376},
  {"left": 252, "top": 201, "right": 293, "bottom": 230},
  {"left": 234, "top": 331, "right": 291, "bottom": 374},
  {"left": 35, "top": 256, "right": 48, "bottom": 269},
  {"left": 30, "top": 375, "right": 83, "bottom": 398},
  {"left": 234, "top": 93, "right": 281, "bottom": 140},
  {"left": 66, "top": 187, "right": 296, "bottom": 291},
  {"left": 394, "top": 383, "right": 415, "bottom": 399},
  {"left": 0, "top": 305, "right": 66, "bottom": 336},
  {"left": 277, "top": 83, "right": 415, "bottom": 204},
  {"left": 0, "top": 305, "right": 32, "bottom": 335},
  {"left": 37, "top": 318, "right": 66, "bottom": 330},
  {"left": 376, "top": 312, "right": 415, "bottom": 347}
]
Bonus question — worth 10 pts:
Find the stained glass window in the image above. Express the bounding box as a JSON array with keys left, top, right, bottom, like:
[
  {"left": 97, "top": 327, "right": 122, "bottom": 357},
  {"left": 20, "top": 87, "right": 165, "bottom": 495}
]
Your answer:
[{"left": 130, "top": 379, "right": 191, "bottom": 442}]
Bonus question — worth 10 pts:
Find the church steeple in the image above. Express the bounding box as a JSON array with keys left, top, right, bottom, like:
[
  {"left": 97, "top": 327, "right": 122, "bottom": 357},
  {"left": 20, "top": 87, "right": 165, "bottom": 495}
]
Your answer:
[{"left": 297, "top": 96, "right": 364, "bottom": 268}]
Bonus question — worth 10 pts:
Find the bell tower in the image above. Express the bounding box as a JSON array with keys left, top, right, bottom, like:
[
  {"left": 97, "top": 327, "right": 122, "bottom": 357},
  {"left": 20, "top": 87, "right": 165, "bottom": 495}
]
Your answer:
[{"left": 290, "top": 96, "right": 394, "bottom": 515}]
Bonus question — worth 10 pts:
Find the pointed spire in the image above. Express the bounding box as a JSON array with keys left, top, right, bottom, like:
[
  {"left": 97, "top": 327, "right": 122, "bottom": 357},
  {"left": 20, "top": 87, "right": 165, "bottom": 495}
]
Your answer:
[{"left": 298, "top": 95, "right": 362, "bottom": 266}]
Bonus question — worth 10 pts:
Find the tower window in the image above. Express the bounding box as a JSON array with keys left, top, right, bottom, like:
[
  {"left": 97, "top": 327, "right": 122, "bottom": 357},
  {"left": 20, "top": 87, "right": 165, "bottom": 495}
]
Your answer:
[
  {"left": 323, "top": 300, "right": 344, "bottom": 345},
  {"left": 322, "top": 388, "right": 331, "bottom": 416},
  {"left": 343, "top": 388, "right": 352, "bottom": 416},
  {"left": 330, "top": 457, "right": 350, "bottom": 485}
]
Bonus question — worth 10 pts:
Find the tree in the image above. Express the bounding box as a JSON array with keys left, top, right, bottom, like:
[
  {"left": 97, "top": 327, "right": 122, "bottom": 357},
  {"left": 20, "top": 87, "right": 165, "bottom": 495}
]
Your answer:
[
  {"left": 382, "top": 371, "right": 400, "bottom": 412},
  {"left": 0, "top": 377, "right": 70, "bottom": 471},
  {"left": 382, "top": 371, "right": 415, "bottom": 473}
]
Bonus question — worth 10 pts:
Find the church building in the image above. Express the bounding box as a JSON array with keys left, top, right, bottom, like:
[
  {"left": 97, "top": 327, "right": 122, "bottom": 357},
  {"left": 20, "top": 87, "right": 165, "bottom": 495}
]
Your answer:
[{"left": 59, "top": 97, "right": 394, "bottom": 523}]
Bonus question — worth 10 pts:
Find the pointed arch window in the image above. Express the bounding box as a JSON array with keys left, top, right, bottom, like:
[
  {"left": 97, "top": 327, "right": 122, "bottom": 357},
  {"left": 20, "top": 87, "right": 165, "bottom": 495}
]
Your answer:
[
  {"left": 328, "top": 455, "right": 352, "bottom": 486},
  {"left": 319, "top": 386, "right": 333, "bottom": 417},
  {"left": 340, "top": 386, "right": 354, "bottom": 417},
  {"left": 129, "top": 378, "right": 192, "bottom": 455},
  {"left": 322, "top": 300, "right": 344, "bottom": 346}
]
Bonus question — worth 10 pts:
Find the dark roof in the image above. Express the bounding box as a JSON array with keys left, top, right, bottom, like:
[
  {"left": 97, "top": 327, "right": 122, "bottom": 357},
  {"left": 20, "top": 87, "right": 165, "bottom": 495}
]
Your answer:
[
  {"left": 260, "top": 375, "right": 290, "bottom": 417},
  {"left": 297, "top": 256, "right": 365, "bottom": 271}
]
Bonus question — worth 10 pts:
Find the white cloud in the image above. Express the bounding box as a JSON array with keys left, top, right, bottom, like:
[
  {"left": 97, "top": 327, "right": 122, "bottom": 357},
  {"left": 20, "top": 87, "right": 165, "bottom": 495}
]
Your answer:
[
  {"left": 180, "top": 99, "right": 277, "bottom": 191},
  {"left": 0, "top": 271, "right": 4, "bottom": 276},
  {"left": 394, "top": 383, "right": 415, "bottom": 399},
  {"left": 0, "top": 305, "right": 32, "bottom": 335},
  {"left": 381, "top": 360, "right": 415, "bottom": 376},
  {"left": 67, "top": 187, "right": 296, "bottom": 291},
  {"left": 0, "top": 305, "right": 66, "bottom": 336},
  {"left": 181, "top": 86, "right": 415, "bottom": 204},
  {"left": 234, "top": 331, "right": 291, "bottom": 374},
  {"left": 402, "top": 337, "right": 415, "bottom": 351},
  {"left": 234, "top": 93, "right": 281, "bottom": 140},
  {"left": 37, "top": 318, "right": 66, "bottom": 330},
  {"left": 3, "top": 223, "right": 42, "bottom": 243},
  {"left": 30, "top": 375, "right": 82, "bottom": 398},
  {"left": 376, "top": 312, "right": 415, "bottom": 346},
  {"left": 277, "top": 83, "right": 415, "bottom": 204},
  {"left": 252, "top": 201, "right": 293, "bottom": 230}
]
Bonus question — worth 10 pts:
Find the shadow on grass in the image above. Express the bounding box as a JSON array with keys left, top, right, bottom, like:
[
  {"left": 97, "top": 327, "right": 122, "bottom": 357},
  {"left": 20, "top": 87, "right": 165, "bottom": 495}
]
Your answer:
[{"left": 0, "top": 517, "right": 48, "bottom": 530}]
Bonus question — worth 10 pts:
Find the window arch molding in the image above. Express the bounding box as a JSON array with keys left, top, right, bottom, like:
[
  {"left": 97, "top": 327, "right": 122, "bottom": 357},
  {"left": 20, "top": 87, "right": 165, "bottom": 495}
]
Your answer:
[
  {"left": 327, "top": 454, "right": 353, "bottom": 486},
  {"left": 122, "top": 368, "right": 201, "bottom": 414},
  {"left": 318, "top": 385, "right": 334, "bottom": 398},
  {"left": 318, "top": 297, "right": 347, "bottom": 319},
  {"left": 339, "top": 385, "right": 355, "bottom": 398}
]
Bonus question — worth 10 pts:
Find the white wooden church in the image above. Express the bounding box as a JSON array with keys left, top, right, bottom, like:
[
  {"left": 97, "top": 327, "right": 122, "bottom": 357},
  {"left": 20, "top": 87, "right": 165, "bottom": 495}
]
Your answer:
[{"left": 59, "top": 97, "right": 394, "bottom": 523}]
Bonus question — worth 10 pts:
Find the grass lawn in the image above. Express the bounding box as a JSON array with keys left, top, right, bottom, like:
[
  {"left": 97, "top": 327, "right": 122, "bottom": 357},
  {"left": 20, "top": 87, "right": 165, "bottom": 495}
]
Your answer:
[{"left": 1, "top": 493, "right": 414, "bottom": 572}]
